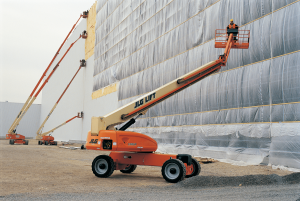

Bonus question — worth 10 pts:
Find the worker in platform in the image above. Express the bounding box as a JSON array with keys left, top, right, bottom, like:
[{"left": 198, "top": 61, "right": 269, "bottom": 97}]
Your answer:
[{"left": 227, "top": 19, "right": 239, "bottom": 41}]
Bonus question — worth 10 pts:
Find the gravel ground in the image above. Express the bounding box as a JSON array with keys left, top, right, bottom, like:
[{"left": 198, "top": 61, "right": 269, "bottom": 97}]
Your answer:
[
  {"left": 2, "top": 184, "right": 300, "bottom": 201},
  {"left": 1, "top": 139, "right": 300, "bottom": 200}
]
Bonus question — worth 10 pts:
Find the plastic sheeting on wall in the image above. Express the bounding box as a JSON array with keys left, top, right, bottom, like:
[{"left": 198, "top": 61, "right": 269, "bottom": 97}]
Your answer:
[
  {"left": 93, "top": 0, "right": 300, "bottom": 169},
  {"left": 93, "top": 0, "right": 300, "bottom": 93}
]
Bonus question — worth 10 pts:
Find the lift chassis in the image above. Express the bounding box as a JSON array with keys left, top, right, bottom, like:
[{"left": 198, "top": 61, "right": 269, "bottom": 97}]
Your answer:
[
  {"left": 7, "top": 134, "right": 28, "bottom": 145},
  {"left": 86, "top": 28, "right": 250, "bottom": 183},
  {"left": 38, "top": 135, "right": 57, "bottom": 145}
]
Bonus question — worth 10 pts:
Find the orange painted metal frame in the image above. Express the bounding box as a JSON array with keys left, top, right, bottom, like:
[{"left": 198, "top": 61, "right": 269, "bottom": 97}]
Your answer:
[
  {"left": 110, "top": 152, "right": 194, "bottom": 175},
  {"left": 57, "top": 65, "right": 82, "bottom": 104},
  {"left": 215, "top": 29, "right": 250, "bottom": 49},
  {"left": 41, "top": 135, "right": 54, "bottom": 141},
  {"left": 6, "top": 134, "right": 26, "bottom": 144}
]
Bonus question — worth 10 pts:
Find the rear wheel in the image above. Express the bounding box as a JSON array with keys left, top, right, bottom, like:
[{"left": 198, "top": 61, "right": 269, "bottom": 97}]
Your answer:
[
  {"left": 45, "top": 141, "right": 48, "bottom": 145},
  {"left": 9, "top": 139, "right": 14, "bottom": 145},
  {"left": 162, "top": 159, "right": 186, "bottom": 183},
  {"left": 38, "top": 140, "right": 41, "bottom": 145},
  {"left": 92, "top": 155, "right": 114, "bottom": 178},
  {"left": 120, "top": 165, "right": 137, "bottom": 173},
  {"left": 24, "top": 140, "right": 29, "bottom": 145},
  {"left": 185, "top": 158, "right": 201, "bottom": 178}
]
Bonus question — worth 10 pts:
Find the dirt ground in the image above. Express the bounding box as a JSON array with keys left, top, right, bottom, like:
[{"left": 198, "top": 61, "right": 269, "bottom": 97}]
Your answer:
[{"left": 0, "top": 139, "right": 294, "bottom": 196}]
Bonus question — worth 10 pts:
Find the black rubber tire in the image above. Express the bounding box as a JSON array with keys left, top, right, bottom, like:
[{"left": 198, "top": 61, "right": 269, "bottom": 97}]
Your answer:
[
  {"left": 162, "top": 159, "right": 186, "bottom": 183},
  {"left": 24, "top": 140, "right": 29, "bottom": 145},
  {"left": 120, "top": 165, "right": 137, "bottom": 173},
  {"left": 38, "top": 140, "right": 41, "bottom": 145},
  {"left": 53, "top": 141, "right": 57, "bottom": 146},
  {"left": 9, "top": 139, "right": 14, "bottom": 145},
  {"left": 92, "top": 155, "right": 114, "bottom": 178},
  {"left": 45, "top": 141, "right": 48, "bottom": 145},
  {"left": 185, "top": 158, "right": 201, "bottom": 178}
]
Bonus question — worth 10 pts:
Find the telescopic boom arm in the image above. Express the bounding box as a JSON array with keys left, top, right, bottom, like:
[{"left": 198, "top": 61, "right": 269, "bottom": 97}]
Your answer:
[
  {"left": 90, "top": 30, "right": 250, "bottom": 135},
  {"left": 39, "top": 112, "right": 83, "bottom": 137}
]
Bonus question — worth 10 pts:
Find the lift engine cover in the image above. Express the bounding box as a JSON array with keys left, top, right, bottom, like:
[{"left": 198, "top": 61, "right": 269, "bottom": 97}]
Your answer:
[
  {"left": 41, "top": 135, "right": 54, "bottom": 141},
  {"left": 86, "top": 130, "right": 157, "bottom": 152}
]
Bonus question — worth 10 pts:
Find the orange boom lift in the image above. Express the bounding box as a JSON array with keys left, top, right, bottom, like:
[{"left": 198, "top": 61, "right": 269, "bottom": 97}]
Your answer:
[
  {"left": 6, "top": 11, "right": 88, "bottom": 145},
  {"left": 36, "top": 60, "right": 86, "bottom": 145},
  {"left": 38, "top": 112, "right": 83, "bottom": 145},
  {"left": 85, "top": 27, "right": 250, "bottom": 183}
]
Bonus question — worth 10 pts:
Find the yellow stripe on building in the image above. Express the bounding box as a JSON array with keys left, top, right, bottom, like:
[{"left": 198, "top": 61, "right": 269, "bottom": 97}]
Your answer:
[
  {"left": 92, "top": 83, "right": 118, "bottom": 100},
  {"left": 85, "top": 1, "right": 97, "bottom": 60}
]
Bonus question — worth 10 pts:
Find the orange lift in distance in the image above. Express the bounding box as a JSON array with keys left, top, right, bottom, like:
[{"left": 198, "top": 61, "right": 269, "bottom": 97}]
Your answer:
[
  {"left": 36, "top": 60, "right": 86, "bottom": 145},
  {"left": 85, "top": 27, "right": 250, "bottom": 183},
  {"left": 6, "top": 11, "right": 89, "bottom": 145},
  {"left": 38, "top": 112, "right": 84, "bottom": 145}
]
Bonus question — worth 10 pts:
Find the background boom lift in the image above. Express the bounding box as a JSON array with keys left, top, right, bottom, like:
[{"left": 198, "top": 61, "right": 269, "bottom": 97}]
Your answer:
[
  {"left": 85, "top": 28, "right": 250, "bottom": 183},
  {"left": 6, "top": 12, "right": 88, "bottom": 145},
  {"left": 38, "top": 112, "right": 83, "bottom": 145},
  {"left": 36, "top": 60, "right": 86, "bottom": 144}
]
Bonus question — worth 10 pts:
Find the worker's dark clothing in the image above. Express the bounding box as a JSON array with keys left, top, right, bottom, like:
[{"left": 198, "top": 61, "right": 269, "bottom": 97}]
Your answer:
[{"left": 227, "top": 23, "right": 239, "bottom": 40}]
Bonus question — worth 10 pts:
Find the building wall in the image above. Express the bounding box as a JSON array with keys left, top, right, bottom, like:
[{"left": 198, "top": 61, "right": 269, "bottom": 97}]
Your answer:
[{"left": 0, "top": 102, "right": 41, "bottom": 138}]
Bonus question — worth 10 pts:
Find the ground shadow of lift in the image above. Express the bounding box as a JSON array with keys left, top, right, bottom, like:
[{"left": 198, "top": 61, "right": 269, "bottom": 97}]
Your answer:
[
  {"left": 165, "top": 173, "right": 300, "bottom": 188},
  {"left": 110, "top": 173, "right": 163, "bottom": 181},
  {"left": 99, "top": 172, "right": 300, "bottom": 187}
]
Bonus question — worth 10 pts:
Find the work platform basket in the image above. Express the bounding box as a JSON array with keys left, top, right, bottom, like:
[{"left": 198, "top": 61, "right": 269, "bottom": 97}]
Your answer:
[{"left": 215, "top": 29, "right": 250, "bottom": 49}]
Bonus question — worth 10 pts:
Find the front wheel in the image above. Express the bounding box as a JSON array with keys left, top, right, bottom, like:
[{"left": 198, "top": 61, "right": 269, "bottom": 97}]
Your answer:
[
  {"left": 185, "top": 158, "right": 201, "bottom": 178},
  {"left": 120, "top": 165, "right": 137, "bottom": 173},
  {"left": 92, "top": 155, "right": 114, "bottom": 178},
  {"left": 45, "top": 141, "right": 48, "bottom": 145},
  {"left": 24, "top": 140, "right": 29, "bottom": 145},
  {"left": 9, "top": 139, "right": 14, "bottom": 145},
  {"left": 162, "top": 159, "right": 186, "bottom": 183}
]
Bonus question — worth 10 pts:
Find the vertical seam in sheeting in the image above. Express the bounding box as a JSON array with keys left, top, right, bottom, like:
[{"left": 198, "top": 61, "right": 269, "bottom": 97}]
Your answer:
[
  {"left": 269, "top": 1, "right": 273, "bottom": 125},
  {"left": 259, "top": 63, "right": 263, "bottom": 122},
  {"left": 281, "top": 57, "right": 285, "bottom": 121}
]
